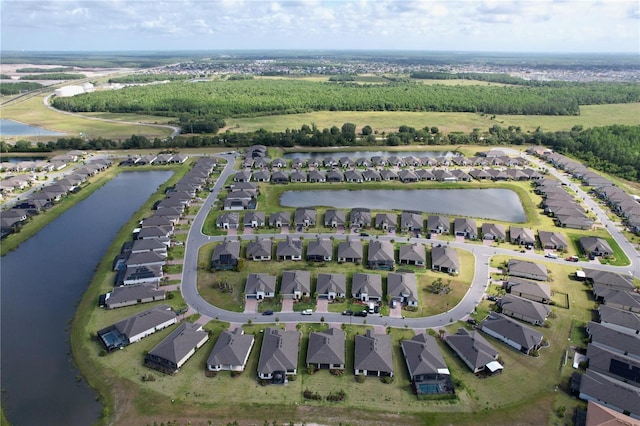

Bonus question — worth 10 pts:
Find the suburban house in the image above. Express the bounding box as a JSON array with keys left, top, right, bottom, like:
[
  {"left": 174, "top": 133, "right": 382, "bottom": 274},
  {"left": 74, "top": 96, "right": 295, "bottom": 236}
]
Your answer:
[
  {"left": 294, "top": 208, "right": 316, "bottom": 228},
  {"left": 326, "top": 170, "right": 344, "bottom": 182},
  {"left": 481, "top": 223, "right": 506, "bottom": 241},
  {"left": 244, "top": 273, "right": 277, "bottom": 300},
  {"left": 454, "top": 218, "right": 478, "bottom": 239},
  {"left": 246, "top": 239, "right": 272, "bottom": 261},
  {"left": 399, "top": 243, "right": 426, "bottom": 267},
  {"left": 233, "top": 170, "right": 252, "bottom": 182},
  {"left": 387, "top": 272, "right": 419, "bottom": 307},
  {"left": 206, "top": 328, "right": 255, "bottom": 373},
  {"left": 210, "top": 240, "right": 241, "bottom": 270},
  {"left": 244, "top": 212, "right": 266, "bottom": 228},
  {"left": 337, "top": 239, "right": 363, "bottom": 263},
  {"left": 308, "top": 170, "right": 326, "bottom": 183},
  {"left": 306, "top": 328, "right": 346, "bottom": 370},
  {"left": 276, "top": 237, "right": 303, "bottom": 261},
  {"left": 290, "top": 170, "right": 307, "bottom": 183},
  {"left": 595, "top": 287, "right": 640, "bottom": 313},
  {"left": 400, "top": 211, "right": 423, "bottom": 232},
  {"left": 538, "top": 231, "right": 568, "bottom": 251},
  {"left": 350, "top": 208, "right": 371, "bottom": 229},
  {"left": 580, "top": 236, "right": 614, "bottom": 258},
  {"left": 144, "top": 322, "right": 209, "bottom": 374},
  {"left": 280, "top": 270, "right": 312, "bottom": 300},
  {"left": 583, "top": 269, "right": 635, "bottom": 291},
  {"left": 354, "top": 330, "right": 394, "bottom": 377},
  {"left": 119, "top": 264, "right": 163, "bottom": 286},
  {"left": 257, "top": 328, "right": 301, "bottom": 383},
  {"left": 585, "top": 343, "right": 640, "bottom": 387},
  {"left": 102, "top": 284, "right": 165, "bottom": 309},
  {"left": 316, "top": 273, "right": 347, "bottom": 300},
  {"left": 579, "top": 369, "right": 640, "bottom": 420},
  {"left": 597, "top": 305, "right": 640, "bottom": 336},
  {"left": 367, "top": 240, "right": 395, "bottom": 270},
  {"left": 510, "top": 226, "right": 536, "bottom": 246},
  {"left": 351, "top": 273, "right": 383, "bottom": 302},
  {"left": 269, "top": 211, "right": 291, "bottom": 228},
  {"left": 324, "top": 209, "right": 346, "bottom": 228},
  {"left": 584, "top": 401, "right": 639, "bottom": 426},
  {"left": 306, "top": 237, "right": 333, "bottom": 262},
  {"left": 431, "top": 246, "right": 459, "bottom": 274},
  {"left": 507, "top": 259, "right": 549, "bottom": 281},
  {"left": 375, "top": 213, "right": 398, "bottom": 231},
  {"left": 124, "top": 251, "right": 166, "bottom": 269},
  {"left": 427, "top": 215, "right": 450, "bottom": 234},
  {"left": 252, "top": 170, "right": 271, "bottom": 182},
  {"left": 345, "top": 169, "right": 363, "bottom": 183},
  {"left": 479, "top": 313, "right": 544, "bottom": 355},
  {"left": 445, "top": 328, "right": 503, "bottom": 374},
  {"left": 585, "top": 322, "right": 640, "bottom": 360},
  {"left": 130, "top": 238, "right": 168, "bottom": 255},
  {"left": 97, "top": 304, "right": 177, "bottom": 352},
  {"left": 504, "top": 277, "right": 552, "bottom": 304},
  {"left": 401, "top": 333, "right": 453, "bottom": 395},
  {"left": 498, "top": 294, "right": 551, "bottom": 326}
]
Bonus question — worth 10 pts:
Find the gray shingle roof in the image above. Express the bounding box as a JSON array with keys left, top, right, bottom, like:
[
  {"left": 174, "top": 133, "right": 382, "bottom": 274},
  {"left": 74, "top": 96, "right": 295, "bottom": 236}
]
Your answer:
[
  {"left": 245, "top": 273, "right": 277, "bottom": 295},
  {"left": 445, "top": 328, "right": 499, "bottom": 372},
  {"left": 280, "top": 270, "right": 312, "bottom": 296},
  {"left": 351, "top": 273, "right": 383, "bottom": 299},
  {"left": 112, "top": 304, "right": 176, "bottom": 341},
  {"left": 246, "top": 239, "right": 272, "bottom": 259},
  {"left": 258, "top": 328, "right": 301, "bottom": 375},
  {"left": 401, "top": 333, "right": 448, "bottom": 378},
  {"left": 316, "top": 273, "right": 347, "bottom": 296},
  {"left": 480, "top": 313, "right": 543, "bottom": 352},
  {"left": 505, "top": 277, "right": 552, "bottom": 301},
  {"left": 277, "top": 237, "right": 303, "bottom": 257},
  {"left": 579, "top": 370, "right": 640, "bottom": 418},
  {"left": 499, "top": 294, "right": 551, "bottom": 324},
  {"left": 387, "top": 272, "right": 418, "bottom": 303},
  {"left": 399, "top": 243, "right": 426, "bottom": 264},
  {"left": 598, "top": 305, "right": 640, "bottom": 333},
  {"left": 337, "top": 239, "right": 363, "bottom": 260},
  {"left": 146, "top": 322, "right": 208, "bottom": 368},
  {"left": 106, "top": 284, "right": 165, "bottom": 308},
  {"left": 354, "top": 330, "right": 393, "bottom": 375},
  {"left": 507, "top": 259, "right": 548, "bottom": 280},
  {"left": 306, "top": 328, "right": 346, "bottom": 366},
  {"left": 207, "top": 328, "right": 254, "bottom": 369},
  {"left": 306, "top": 238, "right": 333, "bottom": 258},
  {"left": 586, "top": 321, "right": 640, "bottom": 357}
]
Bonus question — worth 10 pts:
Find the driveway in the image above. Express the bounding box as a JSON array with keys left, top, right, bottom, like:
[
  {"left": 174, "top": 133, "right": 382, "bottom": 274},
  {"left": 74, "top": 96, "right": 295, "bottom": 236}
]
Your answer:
[
  {"left": 226, "top": 228, "right": 237, "bottom": 236},
  {"left": 243, "top": 298, "right": 257, "bottom": 314},
  {"left": 243, "top": 227, "right": 254, "bottom": 236},
  {"left": 280, "top": 225, "right": 290, "bottom": 234},
  {"left": 281, "top": 298, "right": 294, "bottom": 312},
  {"left": 315, "top": 298, "right": 329, "bottom": 313},
  {"left": 389, "top": 303, "right": 403, "bottom": 318}
]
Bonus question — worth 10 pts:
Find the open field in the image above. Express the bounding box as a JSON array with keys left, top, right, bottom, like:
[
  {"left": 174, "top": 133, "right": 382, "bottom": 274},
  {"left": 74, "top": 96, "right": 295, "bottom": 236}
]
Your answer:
[
  {"left": 223, "top": 102, "right": 640, "bottom": 134},
  {"left": 0, "top": 95, "right": 172, "bottom": 141}
]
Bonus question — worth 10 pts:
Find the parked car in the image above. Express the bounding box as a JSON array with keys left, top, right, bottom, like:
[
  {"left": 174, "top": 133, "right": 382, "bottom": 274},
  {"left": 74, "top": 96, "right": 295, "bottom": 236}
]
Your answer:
[
  {"left": 354, "top": 310, "right": 368, "bottom": 317},
  {"left": 390, "top": 300, "right": 397, "bottom": 308},
  {"left": 487, "top": 295, "right": 498, "bottom": 302},
  {"left": 359, "top": 232, "right": 370, "bottom": 237},
  {"left": 565, "top": 255, "right": 579, "bottom": 262},
  {"left": 466, "top": 318, "right": 477, "bottom": 325},
  {"left": 262, "top": 310, "right": 274, "bottom": 316},
  {"left": 342, "top": 309, "right": 354, "bottom": 316},
  {"left": 373, "top": 305, "right": 380, "bottom": 314},
  {"left": 545, "top": 253, "right": 558, "bottom": 259},
  {"left": 301, "top": 309, "right": 313, "bottom": 315}
]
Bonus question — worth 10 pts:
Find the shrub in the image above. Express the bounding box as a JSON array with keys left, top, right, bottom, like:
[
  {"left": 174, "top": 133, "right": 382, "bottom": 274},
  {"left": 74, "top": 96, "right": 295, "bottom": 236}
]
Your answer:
[
  {"left": 288, "top": 374, "right": 297, "bottom": 382},
  {"left": 355, "top": 375, "right": 366, "bottom": 383},
  {"left": 330, "top": 369, "right": 344, "bottom": 376},
  {"left": 142, "top": 373, "right": 156, "bottom": 382},
  {"left": 307, "top": 365, "right": 317, "bottom": 375},
  {"left": 381, "top": 376, "right": 394, "bottom": 384},
  {"left": 303, "top": 389, "right": 322, "bottom": 400},
  {"left": 326, "top": 390, "right": 346, "bottom": 402}
]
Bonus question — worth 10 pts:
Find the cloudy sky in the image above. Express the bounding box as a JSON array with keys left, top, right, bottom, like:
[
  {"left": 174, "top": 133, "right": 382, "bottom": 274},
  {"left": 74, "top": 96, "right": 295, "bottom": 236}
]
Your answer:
[{"left": 2, "top": 0, "right": 639, "bottom": 53}]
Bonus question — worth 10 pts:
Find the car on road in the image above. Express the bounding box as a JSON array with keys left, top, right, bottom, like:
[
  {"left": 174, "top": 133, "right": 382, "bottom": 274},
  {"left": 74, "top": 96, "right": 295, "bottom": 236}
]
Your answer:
[
  {"left": 565, "top": 255, "right": 579, "bottom": 262},
  {"left": 544, "top": 253, "right": 558, "bottom": 259},
  {"left": 353, "top": 310, "right": 368, "bottom": 317},
  {"left": 262, "top": 310, "right": 274, "bottom": 316},
  {"left": 342, "top": 309, "right": 354, "bottom": 316},
  {"left": 301, "top": 309, "right": 313, "bottom": 315},
  {"left": 359, "top": 232, "right": 369, "bottom": 237}
]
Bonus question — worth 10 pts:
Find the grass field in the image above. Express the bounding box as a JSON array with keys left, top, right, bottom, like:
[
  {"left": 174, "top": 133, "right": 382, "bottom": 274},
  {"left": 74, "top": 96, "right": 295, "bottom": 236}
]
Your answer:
[{"left": 223, "top": 103, "right": 640, "bottom": 134}]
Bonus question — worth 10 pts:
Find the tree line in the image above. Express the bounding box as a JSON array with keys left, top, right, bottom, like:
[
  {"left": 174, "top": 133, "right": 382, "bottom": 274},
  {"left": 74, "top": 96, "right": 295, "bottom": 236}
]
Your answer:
[
  {"left": 51, "top": 79, "right": 640, "bottom": 118},
  {"left": 0, "top": 82, "right": 44, "bottom": 95},
  {"left": 4, "top": 124, "right": 638, "bottom": 181}
]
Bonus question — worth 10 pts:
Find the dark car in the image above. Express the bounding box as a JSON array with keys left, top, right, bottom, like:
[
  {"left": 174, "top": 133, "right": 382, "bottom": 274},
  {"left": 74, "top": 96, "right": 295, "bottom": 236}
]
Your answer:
[
  {"left": 487, "top": 295, "right": 498, "bottom": 302},
  {"left": 359, "top": 232, "right": 370, "bottom": 237},
  {"left": 373, "top": 305, "right": 380, "bottom": 314},
  {"left": 354, "top": 310, "right": 368, "bottom": 317},
  {"left": 342, "top": 309, "right": 354, "bottom": 316},
  {"left": 466, "top": 318, "right": 477, "bottom": 325},
  {"left": 262, "top": 310, "right": 274, "bottom": 316}
]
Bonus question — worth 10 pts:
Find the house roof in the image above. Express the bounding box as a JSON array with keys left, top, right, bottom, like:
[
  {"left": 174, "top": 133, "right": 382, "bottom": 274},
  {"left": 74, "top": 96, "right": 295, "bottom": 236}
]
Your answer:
[
  {"left": 216, "top": 212, "right": 240, "bottom": 226},
  {"left": 351, "top": 273, "right": 383, "bottom": 299},
  {"left": 111, "top": 304, "right": 176, "bottom": 340},
  {"left": 586, "top": 321, "right": 640, "bottom": 357},
  {"left": 427, "top": 215, "right": 450, "bottom": 230},
  {"left": 368, "top": 240, "right": 394, "bottom": 263},
  {"left": 246, "top": 239, "right": 272, "bottom": 258},
  {"left": 580, "top": 237, "right": 613, "bottom": 254},
  {"left": 598, "top": 305, "right": 640, "bottom": 333},
  {"left": 258, "top": 328, "right": 301, "bottom": 375},
  {"left": 280, "top": 270, "right": 312, "bottom": 295},
  {"left": 481, "top": 222, "right": 506, "bottom": 239},
  {"left": 585, "top": 400, "right": 639, "bottom": 426},
  {"left": 337, "top": 239, "right": 363, "bottom": 259},
  {"left": 454, "top": 217, "right": 477, "bottom": 235},
  {"left": 583, "top": 269, "right": 635, "bottom": 290},
  {"left": 207, "top": 328, "right": 254, "bottom": 368},
  {"left": 445, "top": 328, "right": 500, "bottom": 372},
  {"left": 510, "top": 226, "right": 535, "bottom": 243},
  {"left": 350, "top": 208, "right": 371, "bottom": 225},
  {"left": 506, "top": 277, "right": 552, "bottom": 301},
  {"left": 431, "top": 246, "right": 459, "bottom": 270},
  {"left": 387, "top": 272, "right": 418, "bottom": 303},
  {"left": 245, "top": 273, "right": 277, "bottom": 295},
  {"left": 507, "top": 259, "right": 548, "bottom": 280},
  {"left": 307, "top": 238, "right": 333, "bottom": 258},
  {"left": 269, "top": 211, "right": 291, "bottom": 225},
  {"left": 399, "top": 243, "right": 426, "bottom": 264},
  {"left": 294, "top": 208, "right": 316, "bottom": 224},
  {"left": 499, "top": 294, "right": 551, "bottom": 323},
  {"left": 401, "top": 333, "right": 449, "bottom": 378},
  {"left": 122, "top": 264, "right": 163, "bottom": 283},
  {"left": 579, "top": 370, "right": 640, "bottom": 418},
  {"left": 375, "top": 213, "right": 397, "bottom": 228},
  {"left": 480, "top": 312, "right": 543, "bottom": 351},
  {"left": 125, "top": 250, "right": 166, "bottom": 267},
  {"left": 316, "top": 273, "right": 347, "bottom": 296},
  {"left": 586, "top": 343, "right": 640, "bottom": 383},
  {"left": 538, "top": 231, "right": 568, "bottom": 248},
  {"left": 212, "top": 240, "right": 241, "bottom": 262},
  {"left": 354, "top": 330, "right": 394, "bottom": 374},
  {"left": 324, "top": 209, "right": 346, "bottom": 225},
  {"left": 106, "top": 284, "right": 165, "bottom": 308},
  {"left": 277, "top": 238, "right": 303, "bottom": 257},
  {"left": 306, "top": 328, "right": 346, "bottom": 366},
  {"left": 400, "top": 212, "right": 423, "bottom": 229},
  {"left": 147, "top": 322, "right": 208, "bottom": 366},
  {"left": 244, "top": 211, "right": 266, "bottom": 224}
]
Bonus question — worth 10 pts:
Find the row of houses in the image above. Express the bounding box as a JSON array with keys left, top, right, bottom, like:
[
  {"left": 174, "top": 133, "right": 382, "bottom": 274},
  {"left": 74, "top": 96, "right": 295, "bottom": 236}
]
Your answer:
[
  {"left": 0, "top": 150, "right": 87, "bottom": 175},
  {"left": 233, "top": 166, "right": 542, "bottom": 185},
  {"left": 212, "top": 238, "right": 460, "bottom": 274},
  {"left": 531, "top": 148, "right": 640, "bottom": 234},
  {"left": 574, "top": 268, "right": 640, "bottom": 420},
  {"left": 534, "top": 177, "right": 594, "bottom": 230},
  {"left": 1, "top": 157, "right": 113, "bottom": 238},
  {"left": 120, "top": 153, "right": 190, "bottom": 166},
  {"left": 242, "top": 270, "right": 421, "bottom": 306}
]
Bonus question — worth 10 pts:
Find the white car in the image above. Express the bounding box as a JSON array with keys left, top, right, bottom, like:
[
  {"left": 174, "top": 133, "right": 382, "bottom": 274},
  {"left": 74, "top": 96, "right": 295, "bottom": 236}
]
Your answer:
[{"left": 301, "top": 309, "right": 313, "bottom": 315}]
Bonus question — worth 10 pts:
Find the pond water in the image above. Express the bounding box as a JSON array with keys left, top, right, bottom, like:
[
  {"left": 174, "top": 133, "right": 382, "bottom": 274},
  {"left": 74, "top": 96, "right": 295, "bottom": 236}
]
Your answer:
[
  {"left": 1, "top": 156, "right": 48, "bottom": 163},
  {"left": 280, "top": 189, "right": 526, "bottom": 222},
  {"left": 0, "top": 119, "right": 66, "bottom": 136},
  {"left": 0, "top": 170, "right": 173, "bottom": 426},
  {"left": 283, "top": 150, "right": 454, "bottom": 160}
]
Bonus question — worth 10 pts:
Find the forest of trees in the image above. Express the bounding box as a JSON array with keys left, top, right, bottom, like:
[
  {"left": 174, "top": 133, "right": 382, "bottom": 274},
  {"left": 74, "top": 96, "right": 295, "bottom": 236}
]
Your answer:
[
  {"left": 0, "top": 82, "right": 44, "bottom": 95},
  {"left": 4, "top": 124, "right": 639, "bottom": 181},
  {"left": 18, "top": 73, "right": 86, "bottom": 80},
  {"left": 107, "top": 74, "right": 191, "bottom": 84},
  {"left": 51, "top": 79, "right": 640, "bottom": 118}
]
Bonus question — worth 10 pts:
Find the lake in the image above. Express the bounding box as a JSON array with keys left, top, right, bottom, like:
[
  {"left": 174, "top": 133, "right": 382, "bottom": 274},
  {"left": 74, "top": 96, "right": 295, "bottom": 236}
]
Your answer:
[
  {"left": 283, "top": 150, "right": 455, "bottom": 160},
  {"left": 0, "top": 170, "right": 173, "bottom": 425},
  {"left": 0, "top": 119, "right": 66, "bottom": 136},
  {"left": 280, "top": 189, "right": 526, "bottom": 222}
]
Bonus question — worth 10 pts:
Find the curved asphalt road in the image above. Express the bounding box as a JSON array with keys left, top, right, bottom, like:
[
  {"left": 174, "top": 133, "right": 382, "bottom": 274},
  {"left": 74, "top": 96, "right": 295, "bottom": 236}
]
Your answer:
[{"left": 180, "top": 153, "right": 639, "bottom": 329}]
